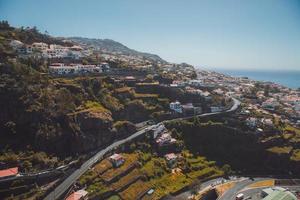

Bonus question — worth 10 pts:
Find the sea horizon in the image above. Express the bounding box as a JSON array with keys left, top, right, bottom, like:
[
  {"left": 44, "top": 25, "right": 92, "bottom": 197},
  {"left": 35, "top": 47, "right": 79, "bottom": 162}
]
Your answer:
[{"left": 203, "top": 68, "right": 300, "bottom": 89}]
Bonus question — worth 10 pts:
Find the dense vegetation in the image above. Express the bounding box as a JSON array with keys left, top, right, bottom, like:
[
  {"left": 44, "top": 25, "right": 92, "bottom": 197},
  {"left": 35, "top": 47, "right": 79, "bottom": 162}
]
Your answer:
[
  {"left": 0, "top": 22, "right": 184, "bottom": 174},
  {"left": 165, "top": 119, "right": 300, "bottom": 176}
]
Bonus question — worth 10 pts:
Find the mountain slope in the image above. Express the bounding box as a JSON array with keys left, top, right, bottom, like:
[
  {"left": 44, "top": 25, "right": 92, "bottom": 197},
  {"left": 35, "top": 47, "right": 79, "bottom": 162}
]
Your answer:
[{"left": 69, "top": 37, "right": 167, "bottom": 63}]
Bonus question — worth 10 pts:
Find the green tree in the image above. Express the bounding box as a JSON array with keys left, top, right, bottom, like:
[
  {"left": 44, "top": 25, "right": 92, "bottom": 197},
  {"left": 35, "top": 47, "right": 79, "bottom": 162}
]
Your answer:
[
  {"left": 221, "top": 164, "right": 232, "bottom": 177},
  {"left": 23, "top": 160, "right": 32, "bottom": 172}
]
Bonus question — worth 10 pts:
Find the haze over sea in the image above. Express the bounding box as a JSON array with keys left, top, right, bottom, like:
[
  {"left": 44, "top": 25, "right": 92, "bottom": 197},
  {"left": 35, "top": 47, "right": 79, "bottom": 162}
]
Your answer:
[{"left": 212, "top": 69, "right": 300, "bottom": 89}]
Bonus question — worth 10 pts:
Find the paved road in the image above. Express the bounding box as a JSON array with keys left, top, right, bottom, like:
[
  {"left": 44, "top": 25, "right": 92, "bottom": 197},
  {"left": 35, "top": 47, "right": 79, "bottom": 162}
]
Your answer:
[
  {"left": 217, "top": 178, "right": 268, "bottom": 200},
  {"left": 172, "top": 177, "right": 226, "bottom": 199},
  {"left": 45, "top": 98, "right": 241, "bottom": 200},
  {"left": 218, "top": 178, "right": 300, "bottom": 200}
]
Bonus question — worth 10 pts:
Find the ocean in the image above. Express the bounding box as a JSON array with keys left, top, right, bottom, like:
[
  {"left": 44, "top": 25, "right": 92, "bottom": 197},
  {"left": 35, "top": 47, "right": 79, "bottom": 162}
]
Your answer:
[{"left": 214, "top": 69, "right": 300, "bottom": 89}]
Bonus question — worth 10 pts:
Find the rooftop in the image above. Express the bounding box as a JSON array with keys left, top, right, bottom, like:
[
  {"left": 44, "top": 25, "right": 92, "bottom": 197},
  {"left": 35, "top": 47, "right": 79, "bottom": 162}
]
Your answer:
[
  {"left": 0, "top": 167, "right": 18, "bottom": 178},
  {"left": 66, "top": 189, "right": 88, "bottom": 200},
  {"left": 109, "top": 153, "right": 124, "bottom": 161},
  {"left": 262, "top": 187, "right": 297, "bottom": 200}
]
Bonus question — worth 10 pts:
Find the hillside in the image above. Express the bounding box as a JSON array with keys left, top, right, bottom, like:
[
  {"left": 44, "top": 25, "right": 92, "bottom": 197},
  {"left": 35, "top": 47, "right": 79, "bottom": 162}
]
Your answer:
[
  {"left": 69, "top": 37, "right": 167, "bottom": 63},
  {"left": 0, "top": 21, "right": 174, "bottom": 172}
]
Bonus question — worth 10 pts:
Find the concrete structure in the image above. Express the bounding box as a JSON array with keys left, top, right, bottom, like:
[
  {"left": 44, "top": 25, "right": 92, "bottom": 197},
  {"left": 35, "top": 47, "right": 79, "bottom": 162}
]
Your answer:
[{"left": 261, "top": 187, "right": 297, "bottom": 200}]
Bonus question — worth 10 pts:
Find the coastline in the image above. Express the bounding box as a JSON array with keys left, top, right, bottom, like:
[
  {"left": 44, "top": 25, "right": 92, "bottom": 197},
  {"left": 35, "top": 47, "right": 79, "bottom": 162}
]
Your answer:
[{"left": 209, "top": 69, "right": 300, "bottom": 89}]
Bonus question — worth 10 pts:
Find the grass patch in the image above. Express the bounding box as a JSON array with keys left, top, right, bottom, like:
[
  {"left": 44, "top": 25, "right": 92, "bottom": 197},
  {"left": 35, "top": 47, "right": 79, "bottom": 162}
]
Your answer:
[
  {"left": 149, "top": 172, "right": 191, "bottom": 197},
  {"left": 110, "top": 168, "right": 141, "bottom": 190},
  {"left": 267, "top": 146, "right": 293, "bottom": 154},
  {"left": 115, "top": 87, "right": 133, "bottom": 93},
  {"left": 134, "top": 93, "right": 159, "bottom": 98},
  {"left": 246, "top": 179, "right": 275, "bottom": 188},
  {"left": 86, "top": 181, "right": 111, "bottom": 198},
  {"left": 291, "top": 149, "right": 300, "bottom": 161},
  {"left": 93, "top": 159, "right": 112, "bottom": 175},
  {"left": 107, "top": 195, "right": 120, "bottom": 200},
  {"left": 119, "top": 180, "right": 151, "bottom": 200}
]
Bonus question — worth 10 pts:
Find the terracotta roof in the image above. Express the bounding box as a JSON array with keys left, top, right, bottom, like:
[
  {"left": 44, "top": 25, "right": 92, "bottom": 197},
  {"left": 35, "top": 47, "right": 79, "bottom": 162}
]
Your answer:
[
  {"left": 0, "top": 167, "right": 18, "bottom": 178},
  {"left": 66, "top": 190, "right": 88, "bottom": 200}
]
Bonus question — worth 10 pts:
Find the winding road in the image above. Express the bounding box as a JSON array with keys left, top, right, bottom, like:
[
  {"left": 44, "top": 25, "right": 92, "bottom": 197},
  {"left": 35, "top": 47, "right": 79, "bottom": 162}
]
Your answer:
[{"left": 44, "top": 98, "right": 241, "bottom": 200}]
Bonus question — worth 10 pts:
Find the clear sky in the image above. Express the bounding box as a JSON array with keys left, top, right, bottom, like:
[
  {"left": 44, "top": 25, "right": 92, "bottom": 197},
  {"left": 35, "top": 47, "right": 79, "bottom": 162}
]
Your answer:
[{"left": 1, "top": 0, "right": 300, "bottom": 70}]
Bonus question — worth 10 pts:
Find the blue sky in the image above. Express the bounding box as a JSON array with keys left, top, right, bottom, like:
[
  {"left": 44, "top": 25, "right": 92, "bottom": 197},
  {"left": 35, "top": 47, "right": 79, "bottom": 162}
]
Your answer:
[{"left": 1, "top": 0, "right": 300, "bottom": 70}]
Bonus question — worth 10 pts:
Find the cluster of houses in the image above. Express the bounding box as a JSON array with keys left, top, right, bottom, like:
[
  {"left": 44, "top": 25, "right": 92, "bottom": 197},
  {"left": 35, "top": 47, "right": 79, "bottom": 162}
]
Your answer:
[
  {"left": 244, "top": 115, "right": 277, "bottom": 135},
  {"left": 155, "top": 130, "right": 177, "bottom": 148},
  {"left": 152, "top": 124, "right": 180, "bottom": 168},
  {"left": 169, "top": 100, "right": 224, "bottom": 115},
  {"left": 9, "top": 40, "right": 91, "bottom": 59},
  {"left": 198, "top": 70, "right": 300, "bottom": 126},
  {"left": 49, "top": 62, "right": 110, "bottom": 75}
]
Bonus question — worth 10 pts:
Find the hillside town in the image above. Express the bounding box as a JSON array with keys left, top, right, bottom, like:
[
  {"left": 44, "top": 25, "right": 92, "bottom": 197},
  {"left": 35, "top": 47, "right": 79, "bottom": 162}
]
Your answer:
[{"left": 1, "top": 21, "right": 300, "bottom": 200}]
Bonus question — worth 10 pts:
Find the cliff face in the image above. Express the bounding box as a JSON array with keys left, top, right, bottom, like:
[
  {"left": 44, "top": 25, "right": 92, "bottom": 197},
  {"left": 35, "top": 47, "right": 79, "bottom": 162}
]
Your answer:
[
  {"left": 0, "top": 62, "right": 120, "bottom": 156},
  {"left": 67, "top": 108, "right": 115, "bottom": 153}
]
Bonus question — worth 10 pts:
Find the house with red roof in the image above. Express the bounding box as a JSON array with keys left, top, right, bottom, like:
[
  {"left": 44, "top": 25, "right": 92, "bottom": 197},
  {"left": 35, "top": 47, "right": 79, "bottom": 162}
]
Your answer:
[
  {"left": 65, "top": 189, "right": 88, "bottom": 200},
  {"left": 0, "top": 167, "right": 18, "bottom": 179}
]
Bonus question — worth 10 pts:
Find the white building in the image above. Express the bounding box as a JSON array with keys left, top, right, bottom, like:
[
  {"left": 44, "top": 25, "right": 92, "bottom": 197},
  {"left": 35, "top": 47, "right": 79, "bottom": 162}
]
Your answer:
[
  {"left": 49, "top": 63, "right": 78, "bottom": 74},
  {"left": 49, "top": 63, "right": 103, "bottom": 75},
  {"left": 32, "top": 42, "right": 48, "bottom": 51},
  {"left": 261, "top": 118, "right": 273, "bottom": 127},
  {"left": 170, "top": 101, "right": 182, "bottom": 113},
  {"left": 156, "top": 133, "right": 177, "bottom": 147},
  {"left": 262, "top": 99, "right": 280, "bottom": 111}
]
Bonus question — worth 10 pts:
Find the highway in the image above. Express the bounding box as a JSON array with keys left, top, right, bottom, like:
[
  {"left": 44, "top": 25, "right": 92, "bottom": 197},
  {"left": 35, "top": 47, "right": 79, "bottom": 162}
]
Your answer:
[{"left": 44, "top": 98, "right": 240, "bottom": 200}]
